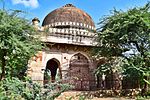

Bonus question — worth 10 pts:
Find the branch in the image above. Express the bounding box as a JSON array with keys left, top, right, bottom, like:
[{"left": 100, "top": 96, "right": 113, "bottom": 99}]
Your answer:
[{"left": 129, "top": 40, "right": 144, "bottom": 56}]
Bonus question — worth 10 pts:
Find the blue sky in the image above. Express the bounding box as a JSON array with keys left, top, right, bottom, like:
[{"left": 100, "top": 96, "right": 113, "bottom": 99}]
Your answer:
[{"left": 1, "top": 0, "right": 149, "bottom": 27}]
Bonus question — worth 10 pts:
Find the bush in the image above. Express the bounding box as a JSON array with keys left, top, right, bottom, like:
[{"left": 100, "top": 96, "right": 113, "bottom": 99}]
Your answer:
[
  {"left": 136, "top": 96, "right": 150, "bottom": 100},
  {"left": 0, "top": 77, "right": 70, "bottom": 100}
]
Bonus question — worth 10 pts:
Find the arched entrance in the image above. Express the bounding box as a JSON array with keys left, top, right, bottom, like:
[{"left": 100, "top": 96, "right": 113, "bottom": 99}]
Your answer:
[
  {"left": 69, "top": 53, "right": 90, "bottom": 90},
  {"left": 44, "top": 58, "right": 61, "bottom": 84}
]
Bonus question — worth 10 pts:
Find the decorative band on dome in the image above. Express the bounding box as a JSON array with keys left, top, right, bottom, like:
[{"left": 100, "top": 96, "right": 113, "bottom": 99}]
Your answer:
[
  {"left": 44, "top": 22, "right": 96, "bottom": 31},
  {"left": 63, "top": 4, "right": 75, "bottom": 7}
]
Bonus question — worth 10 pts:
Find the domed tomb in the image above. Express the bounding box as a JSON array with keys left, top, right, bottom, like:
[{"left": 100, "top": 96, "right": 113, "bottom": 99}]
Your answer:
[
  {"left": 29, "top": 4, "right": 98, "bottom": 91},
  {"left": 42, "top": 4, "right": 95, "bottom": 30}
]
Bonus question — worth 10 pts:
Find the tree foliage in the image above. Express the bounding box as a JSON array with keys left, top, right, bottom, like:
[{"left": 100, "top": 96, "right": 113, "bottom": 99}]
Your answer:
[
  {"left": 0, "top": 9, "right": 70, "bottom": 100},
  {"left": 0, "top": 9, "right": 42, "bottom": 79},
  {"left": 94, "top": 2, "right": 150, "bottom": 91},
  {"left": 95, "top": 3, "right": 150, "bottom": 58}
]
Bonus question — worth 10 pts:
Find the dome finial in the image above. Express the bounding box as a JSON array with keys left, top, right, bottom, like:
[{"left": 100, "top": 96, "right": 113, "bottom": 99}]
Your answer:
[{"left": 63, "top": 4, "right": 75, "bottom": 7}]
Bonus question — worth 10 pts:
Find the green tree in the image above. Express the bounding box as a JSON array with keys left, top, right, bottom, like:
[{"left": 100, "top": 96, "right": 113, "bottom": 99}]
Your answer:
[
  {"left": 94, "top": 2, "right": 150, "bottom": 92},
  {"left": 0, "top": 9, "right": 42, "bottom": 80}
]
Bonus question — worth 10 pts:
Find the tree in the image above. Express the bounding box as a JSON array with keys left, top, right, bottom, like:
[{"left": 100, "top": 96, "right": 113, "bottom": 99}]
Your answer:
[
  {"left": 0, "top": 4, "right": 71, "bottom": 100},
  {"left": 94, "top": 2, "right": 150, "bottom": 92},
  {"left": 0, "top": 9, "right": 42, "bottom": 80}
]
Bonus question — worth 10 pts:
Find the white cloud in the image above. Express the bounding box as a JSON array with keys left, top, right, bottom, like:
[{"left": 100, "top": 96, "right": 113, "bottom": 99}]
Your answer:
[{"left": 12, "top": 0, "right": 39, "bottom": 8}]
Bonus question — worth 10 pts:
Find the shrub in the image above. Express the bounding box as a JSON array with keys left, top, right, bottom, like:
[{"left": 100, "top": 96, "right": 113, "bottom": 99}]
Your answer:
[{"left": 0, "top": 77, "right": 70, "bottom": 100}]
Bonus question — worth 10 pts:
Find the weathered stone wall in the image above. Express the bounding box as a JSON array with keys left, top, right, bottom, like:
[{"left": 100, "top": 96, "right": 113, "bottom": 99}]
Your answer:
[
  {"left": 27, "top": 44, "right": 97, "bottom": 90},
  {"left": 27, "top": 51, "right": 43, "bottom": 84}
]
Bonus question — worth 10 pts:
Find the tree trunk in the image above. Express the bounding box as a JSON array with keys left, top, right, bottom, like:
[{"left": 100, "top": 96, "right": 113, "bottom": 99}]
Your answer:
[
  {"left": 142, "top": 76, "right": 148, "bottom": 96},
  {"left": 143, "top": 53, "right": 148, "bottom": 95},
  {"left": 97, "top": 75, "right": 100, "bottom": 88},
  {"left": 0, "top": 49, "right": 6, "bottom": 80}
]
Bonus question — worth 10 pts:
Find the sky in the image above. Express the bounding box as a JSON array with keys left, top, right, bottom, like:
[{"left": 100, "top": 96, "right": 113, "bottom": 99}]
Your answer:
[{"left": 1, "top": 0, "right": 149, "bottom": 27}]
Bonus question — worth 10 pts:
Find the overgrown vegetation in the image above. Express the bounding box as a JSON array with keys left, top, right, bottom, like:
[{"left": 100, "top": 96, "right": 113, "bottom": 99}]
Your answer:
[
  {"left": 0, "top": 9, "right": 42, "bottom": 79},
  {"left": 94, "top": 2, "right": 150, "bottom": 97},
  {"left": 0, "top": 77, "right": 70, "bottom": 100},
  {"left": 0, "top": 8, "right": 70, "bottom": 100}
]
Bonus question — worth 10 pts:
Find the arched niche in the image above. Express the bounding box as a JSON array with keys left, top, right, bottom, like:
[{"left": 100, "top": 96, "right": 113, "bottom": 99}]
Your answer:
[{"left": 69, "top": 53, "right": 90, "bottom": 90}]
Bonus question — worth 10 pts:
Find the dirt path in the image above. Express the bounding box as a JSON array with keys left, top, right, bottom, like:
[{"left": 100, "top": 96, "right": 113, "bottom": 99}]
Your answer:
[{"left": 55, "top": 91, "right": 135, "bottom": 100}]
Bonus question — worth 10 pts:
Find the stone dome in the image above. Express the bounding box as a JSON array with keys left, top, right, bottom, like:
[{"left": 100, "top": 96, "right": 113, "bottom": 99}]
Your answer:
[{"left": 42, "top": 4, "right": 95, "bottom": 29}]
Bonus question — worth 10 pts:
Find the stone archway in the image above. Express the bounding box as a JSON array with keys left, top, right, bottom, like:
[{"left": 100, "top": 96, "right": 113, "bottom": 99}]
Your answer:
[
  {"left": 69, "top": 53, "right": 90, "bottom": 90},
  {"left": 44, "top": 58, "right": 62, "bottom": 84}
]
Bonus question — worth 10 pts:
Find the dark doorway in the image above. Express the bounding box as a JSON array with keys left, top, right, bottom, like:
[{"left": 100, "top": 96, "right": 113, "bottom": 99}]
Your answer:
[{"left": 44, "top": 59, "right": 60, "bottom": 84}]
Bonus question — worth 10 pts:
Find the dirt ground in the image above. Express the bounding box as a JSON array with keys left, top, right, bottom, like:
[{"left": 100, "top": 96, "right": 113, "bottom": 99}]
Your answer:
[
  {"left": 55, "top": 91, "right": 135, "bottom": 100},
  {"left": 84, "top": 98, "right": 134, "bottom": 100}
]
